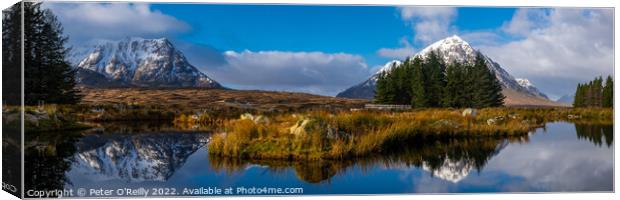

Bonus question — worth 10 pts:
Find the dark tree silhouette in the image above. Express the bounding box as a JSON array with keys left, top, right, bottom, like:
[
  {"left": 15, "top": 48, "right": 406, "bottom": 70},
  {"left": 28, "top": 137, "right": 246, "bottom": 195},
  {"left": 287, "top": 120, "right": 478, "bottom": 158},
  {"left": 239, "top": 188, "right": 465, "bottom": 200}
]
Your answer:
[{"left": 3, "top": 2, "right": 81, "bottom": 106}]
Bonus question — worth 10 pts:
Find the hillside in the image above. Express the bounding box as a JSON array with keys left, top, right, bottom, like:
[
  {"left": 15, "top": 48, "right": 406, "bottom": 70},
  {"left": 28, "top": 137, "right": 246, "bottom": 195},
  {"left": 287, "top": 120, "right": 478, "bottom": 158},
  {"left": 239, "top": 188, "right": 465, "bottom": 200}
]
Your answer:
[
  {"left": 79, "top": 88, "right": 369, "bottom": 112},
  {"left": 502, "top": 88, "right": 570, "bottom": 107}
]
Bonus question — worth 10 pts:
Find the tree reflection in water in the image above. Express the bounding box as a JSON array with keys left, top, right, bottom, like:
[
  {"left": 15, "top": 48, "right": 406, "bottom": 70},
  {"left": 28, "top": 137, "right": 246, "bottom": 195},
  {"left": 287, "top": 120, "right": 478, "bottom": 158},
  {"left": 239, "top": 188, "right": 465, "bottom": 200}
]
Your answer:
[
  {"left": 208, "top": 135, "right": 531, "bottom": 183},
  {"left": 24, "top": 132, "right": 80, "bottom": 197},
  {"left": 22, "top": 121, "right": 613, "bottom": 195},
  {"left": 24, "top": 130, "right": 209, "bottom": 197},
  {"left": 574, "top": 123, "right": 613, "bottom": 147}
]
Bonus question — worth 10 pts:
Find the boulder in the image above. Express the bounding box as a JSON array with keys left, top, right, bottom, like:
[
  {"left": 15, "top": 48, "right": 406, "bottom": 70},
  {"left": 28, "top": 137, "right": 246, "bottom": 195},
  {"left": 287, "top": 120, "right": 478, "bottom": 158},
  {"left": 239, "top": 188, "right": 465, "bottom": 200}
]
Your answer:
[{"left": 462, "top": 108, "right": 477, "bottom": 117}]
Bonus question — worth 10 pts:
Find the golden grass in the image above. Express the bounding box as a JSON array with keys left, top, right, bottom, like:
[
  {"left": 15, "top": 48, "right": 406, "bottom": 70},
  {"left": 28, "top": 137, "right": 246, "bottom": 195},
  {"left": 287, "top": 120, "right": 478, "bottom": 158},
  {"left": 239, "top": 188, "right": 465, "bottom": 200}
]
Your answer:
[{"left": 208, "top": 108, "right": 613, "bottom": 161}]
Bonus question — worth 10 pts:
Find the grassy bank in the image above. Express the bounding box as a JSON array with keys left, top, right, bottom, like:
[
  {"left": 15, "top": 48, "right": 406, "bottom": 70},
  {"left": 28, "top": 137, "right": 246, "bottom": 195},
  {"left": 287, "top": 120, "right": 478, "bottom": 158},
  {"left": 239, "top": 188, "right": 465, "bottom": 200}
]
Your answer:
[
  {"left": 208, "top": 108, "right": 612, "bottom": 160},
  {"left": 3, "top": 105, "right": 91, "bottom": 132}
]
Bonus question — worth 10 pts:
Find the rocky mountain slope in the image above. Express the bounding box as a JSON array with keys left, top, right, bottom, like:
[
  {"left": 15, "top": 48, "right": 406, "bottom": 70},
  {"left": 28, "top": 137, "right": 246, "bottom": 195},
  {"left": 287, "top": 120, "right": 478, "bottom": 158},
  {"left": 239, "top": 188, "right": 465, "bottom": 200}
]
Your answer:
[{"left": 69, "top": 37, "right": 221, "bottom": 88}]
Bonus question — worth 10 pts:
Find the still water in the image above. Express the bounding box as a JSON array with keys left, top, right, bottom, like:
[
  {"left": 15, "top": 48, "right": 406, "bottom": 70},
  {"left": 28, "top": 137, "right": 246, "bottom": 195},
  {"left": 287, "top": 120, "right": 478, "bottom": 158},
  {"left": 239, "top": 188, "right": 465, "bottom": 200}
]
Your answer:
[{"left": 24, "top": 122, "right": 613, "bottom": 197}]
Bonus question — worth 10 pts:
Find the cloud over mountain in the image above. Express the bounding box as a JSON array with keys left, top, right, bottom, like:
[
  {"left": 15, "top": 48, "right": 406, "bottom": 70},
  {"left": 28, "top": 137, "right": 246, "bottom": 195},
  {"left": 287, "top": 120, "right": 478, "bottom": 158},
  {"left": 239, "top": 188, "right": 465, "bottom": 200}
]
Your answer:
[
  {"left": 206, "top": 50, "right": 370, "bottom": 96},
  {"left": 478, "top": 8, "right": 613, "bottom": 98},
  {"left": 44, "top": 3, "right": 190, "bottom": 43},
  {"left": 399, "top": 6, "right": 457, "bottom": 44}
]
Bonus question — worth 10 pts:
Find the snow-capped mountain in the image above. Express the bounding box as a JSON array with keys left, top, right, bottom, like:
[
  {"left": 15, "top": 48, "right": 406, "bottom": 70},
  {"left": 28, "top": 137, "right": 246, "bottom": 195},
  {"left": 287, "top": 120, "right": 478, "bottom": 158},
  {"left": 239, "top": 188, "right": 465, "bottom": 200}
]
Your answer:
[
  {"left": 69, "top": 133, "right": 209, "bottom": 182},
  {"left": 516, "top": 78, "right": 533, "bottom": 88},
  {"left": 70, "top": 37, "right": 222, "bottom": 88},
  {"left": 422, "top": 157, "right": 474, "bottom": 183},
  {"left": 337, "top": 35, "right": 550, "bottom": 104},
  {"left": 421, "top": 140, "right": 508, "bottom": 183},
  {"left": 516, "top": 78, "right": 548, "bottom": 99},
  {"left": 374, "top": 60, "right": 404, "bottom": 77},
  {"left": 337, "top": 60, "right": 402, "bottom": 99}
]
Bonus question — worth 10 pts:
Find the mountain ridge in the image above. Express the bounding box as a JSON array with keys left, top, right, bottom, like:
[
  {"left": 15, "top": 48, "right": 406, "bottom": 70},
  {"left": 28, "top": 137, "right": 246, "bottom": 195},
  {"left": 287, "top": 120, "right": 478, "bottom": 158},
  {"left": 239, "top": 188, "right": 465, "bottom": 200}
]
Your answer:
[
  {"left": 337, "top": 35, "right": 557, "bottom": 106},
  {"left": 70, "top": 37, "right": 222, "bottom": 88}
]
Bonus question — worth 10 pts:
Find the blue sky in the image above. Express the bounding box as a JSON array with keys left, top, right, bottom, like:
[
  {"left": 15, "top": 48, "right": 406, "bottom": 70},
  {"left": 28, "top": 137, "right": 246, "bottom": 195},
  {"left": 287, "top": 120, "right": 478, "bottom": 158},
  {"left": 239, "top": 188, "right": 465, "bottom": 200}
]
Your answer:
[
  {"left": 46, "top": 3, "right": 613, "bottom": 99},
  {"left": 149, "top": 4, "right": 517, "bottom": 66}
]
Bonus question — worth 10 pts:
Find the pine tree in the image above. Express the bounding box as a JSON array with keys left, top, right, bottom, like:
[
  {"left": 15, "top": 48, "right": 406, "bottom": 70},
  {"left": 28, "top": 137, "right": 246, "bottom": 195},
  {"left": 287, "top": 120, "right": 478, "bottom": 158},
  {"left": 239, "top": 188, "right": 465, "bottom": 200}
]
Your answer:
[
  {"left": 602, "top": 76, "right": 613, "bottom": 108},
  {"left": 423, "top": 51, "right": 446, "bottom": 107},
  {"left": 374, "top": 71, "right": 388, "bottom": 104},
  {"left": 383, "top": 67, "right": 397, "bottom": 104},
  {"left": 586, "top": 80, "right": 596, "bottom": 107},
  {"left": 470, "top": 52, "right": 504, "bottom": 108},
  {"left": 410, "top": 57, "right": 428, "bottom": 108},
  {"left": 573, "top": 83, "right": 583, "bottom": 107},
  {"left": 594, "top": 76, "right": 603, "bottom": 107},
  {"left": 573, "top": 76, "right": 613, "bottom": 108},
  {"left": 393, "top": 61, "right": 410, "bottom": 105},
  {"left": 374, "top": 51, "right": 504, "bottom": 108},
  {"left": 442, "top": 63, "right": 465, "bottom": 107},
  {"left": 2, "top": 2, "right": 23, "bottom": 105},
  {"left": 19, "top": 2, "right": 81, "bottom": 105},
  {"left": 40, "top": 9, "right": 81, "bottom": 104}
]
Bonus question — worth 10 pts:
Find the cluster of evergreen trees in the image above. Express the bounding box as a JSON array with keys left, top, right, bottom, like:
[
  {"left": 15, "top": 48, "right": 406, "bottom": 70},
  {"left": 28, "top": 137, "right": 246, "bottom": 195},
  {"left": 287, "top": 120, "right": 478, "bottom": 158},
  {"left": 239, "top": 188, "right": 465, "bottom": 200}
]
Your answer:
[
  {"left": 375, "top": 51, "right": 504, "bottom": 108},
  {"left": 573, "top": 76, "right": 613, "bottom": 108},
  {"left": 2, "top": 2, "right": 81, "bottom": 105}
]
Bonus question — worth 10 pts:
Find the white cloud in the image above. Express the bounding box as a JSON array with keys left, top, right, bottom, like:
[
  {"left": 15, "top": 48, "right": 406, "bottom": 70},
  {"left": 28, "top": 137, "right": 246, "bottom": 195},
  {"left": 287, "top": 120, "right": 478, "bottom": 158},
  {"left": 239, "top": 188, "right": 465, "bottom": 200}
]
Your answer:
[
  {"left": 400, "top": 6, "right": 456, "bottom": 20},
  {"left": 460, "top": 31, "right": 503, "bottom": 46},
  {"left": 377, "top": 37, "right": 416, "bottom": 59},
  {"left": 481, "top": 124, "right": 614, "bottom": 191},
  {"left": 399, "top": 7, "right": 457, "bottom": 44},
  {"left": 44, "top": 3, "right": 190, "bottom": 43},
  {"left": 377, "top": 7, "right": 456, "bottom": 60},
  {"left": 479, "top": 8, "right": 613, "bottom": 97},
  {"left": 501, "top": 9, "right": 550, "bottom": 36},
  {"left": 377, "top": 47, "right": 416, "bottom": 60},
  {"left": 207, "top": 50, "right": 370, "bottom": 96}
]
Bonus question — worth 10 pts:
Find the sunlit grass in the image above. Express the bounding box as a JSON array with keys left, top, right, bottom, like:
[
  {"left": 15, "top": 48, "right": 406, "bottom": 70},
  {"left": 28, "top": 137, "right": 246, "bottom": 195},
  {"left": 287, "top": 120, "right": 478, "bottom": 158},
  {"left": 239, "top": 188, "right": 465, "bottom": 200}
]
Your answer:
[{"left": 208, "top": 108, "right": 613, "bottom": 160}]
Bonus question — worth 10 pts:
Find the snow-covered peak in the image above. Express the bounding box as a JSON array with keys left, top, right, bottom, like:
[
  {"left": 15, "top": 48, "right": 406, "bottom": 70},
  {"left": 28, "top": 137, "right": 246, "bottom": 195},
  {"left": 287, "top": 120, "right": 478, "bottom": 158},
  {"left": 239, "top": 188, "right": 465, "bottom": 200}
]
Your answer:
[
  {"left": 354, "top": 35, "right": 547, "bottom": 99},
  {"left": 71, "top": 37, "right": 221, "bottom": 88},
  {"left": 375, "top": 60, "right": 403, "bottom": 75},
  {"left": 516, "top": 78, "right": 533, "bottom": 88},
  {"left": 421, "top": 140, "right": 508, "bottom": 183},
  {"left": 416, "top": 35, "right": 476, "bottom": 65},
  {"left": 424, "top": 35, "right": 470, "bottom": 50},
  {"left": 422, "top": 158, "right": 474, "bottom": 183}
]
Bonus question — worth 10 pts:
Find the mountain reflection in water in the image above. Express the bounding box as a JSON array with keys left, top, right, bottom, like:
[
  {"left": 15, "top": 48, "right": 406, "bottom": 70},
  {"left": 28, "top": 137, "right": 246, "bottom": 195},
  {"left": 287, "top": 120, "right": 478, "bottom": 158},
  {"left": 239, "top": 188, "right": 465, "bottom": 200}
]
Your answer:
[
  {"left": 71, "top": 133, "right": 209, "bottom": 182},
  {"left": 23, "top": 122, "right": 613, "bottom": 196},
  {"left": 24, "top": 130, "right": 209, "bottom": 197},
  {"left": 210, "top": 136, "right": 513, "bottom": 184}
]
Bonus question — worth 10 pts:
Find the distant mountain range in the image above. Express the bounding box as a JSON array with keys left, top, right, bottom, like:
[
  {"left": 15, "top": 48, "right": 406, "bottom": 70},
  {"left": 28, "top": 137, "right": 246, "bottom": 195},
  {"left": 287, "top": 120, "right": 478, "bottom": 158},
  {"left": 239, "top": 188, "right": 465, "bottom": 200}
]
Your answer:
[
  {"left": 68, "top": 37, "right": 222, "bottom": 88},
  {"left": 337, "top": 35, "right": 563, "bottom": 107},
  {"left": 556, "top": 94, "right": 575, "bottom": 104},
  {"left": 68, "top": 36, "right": 566, "bottom": 107}
]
